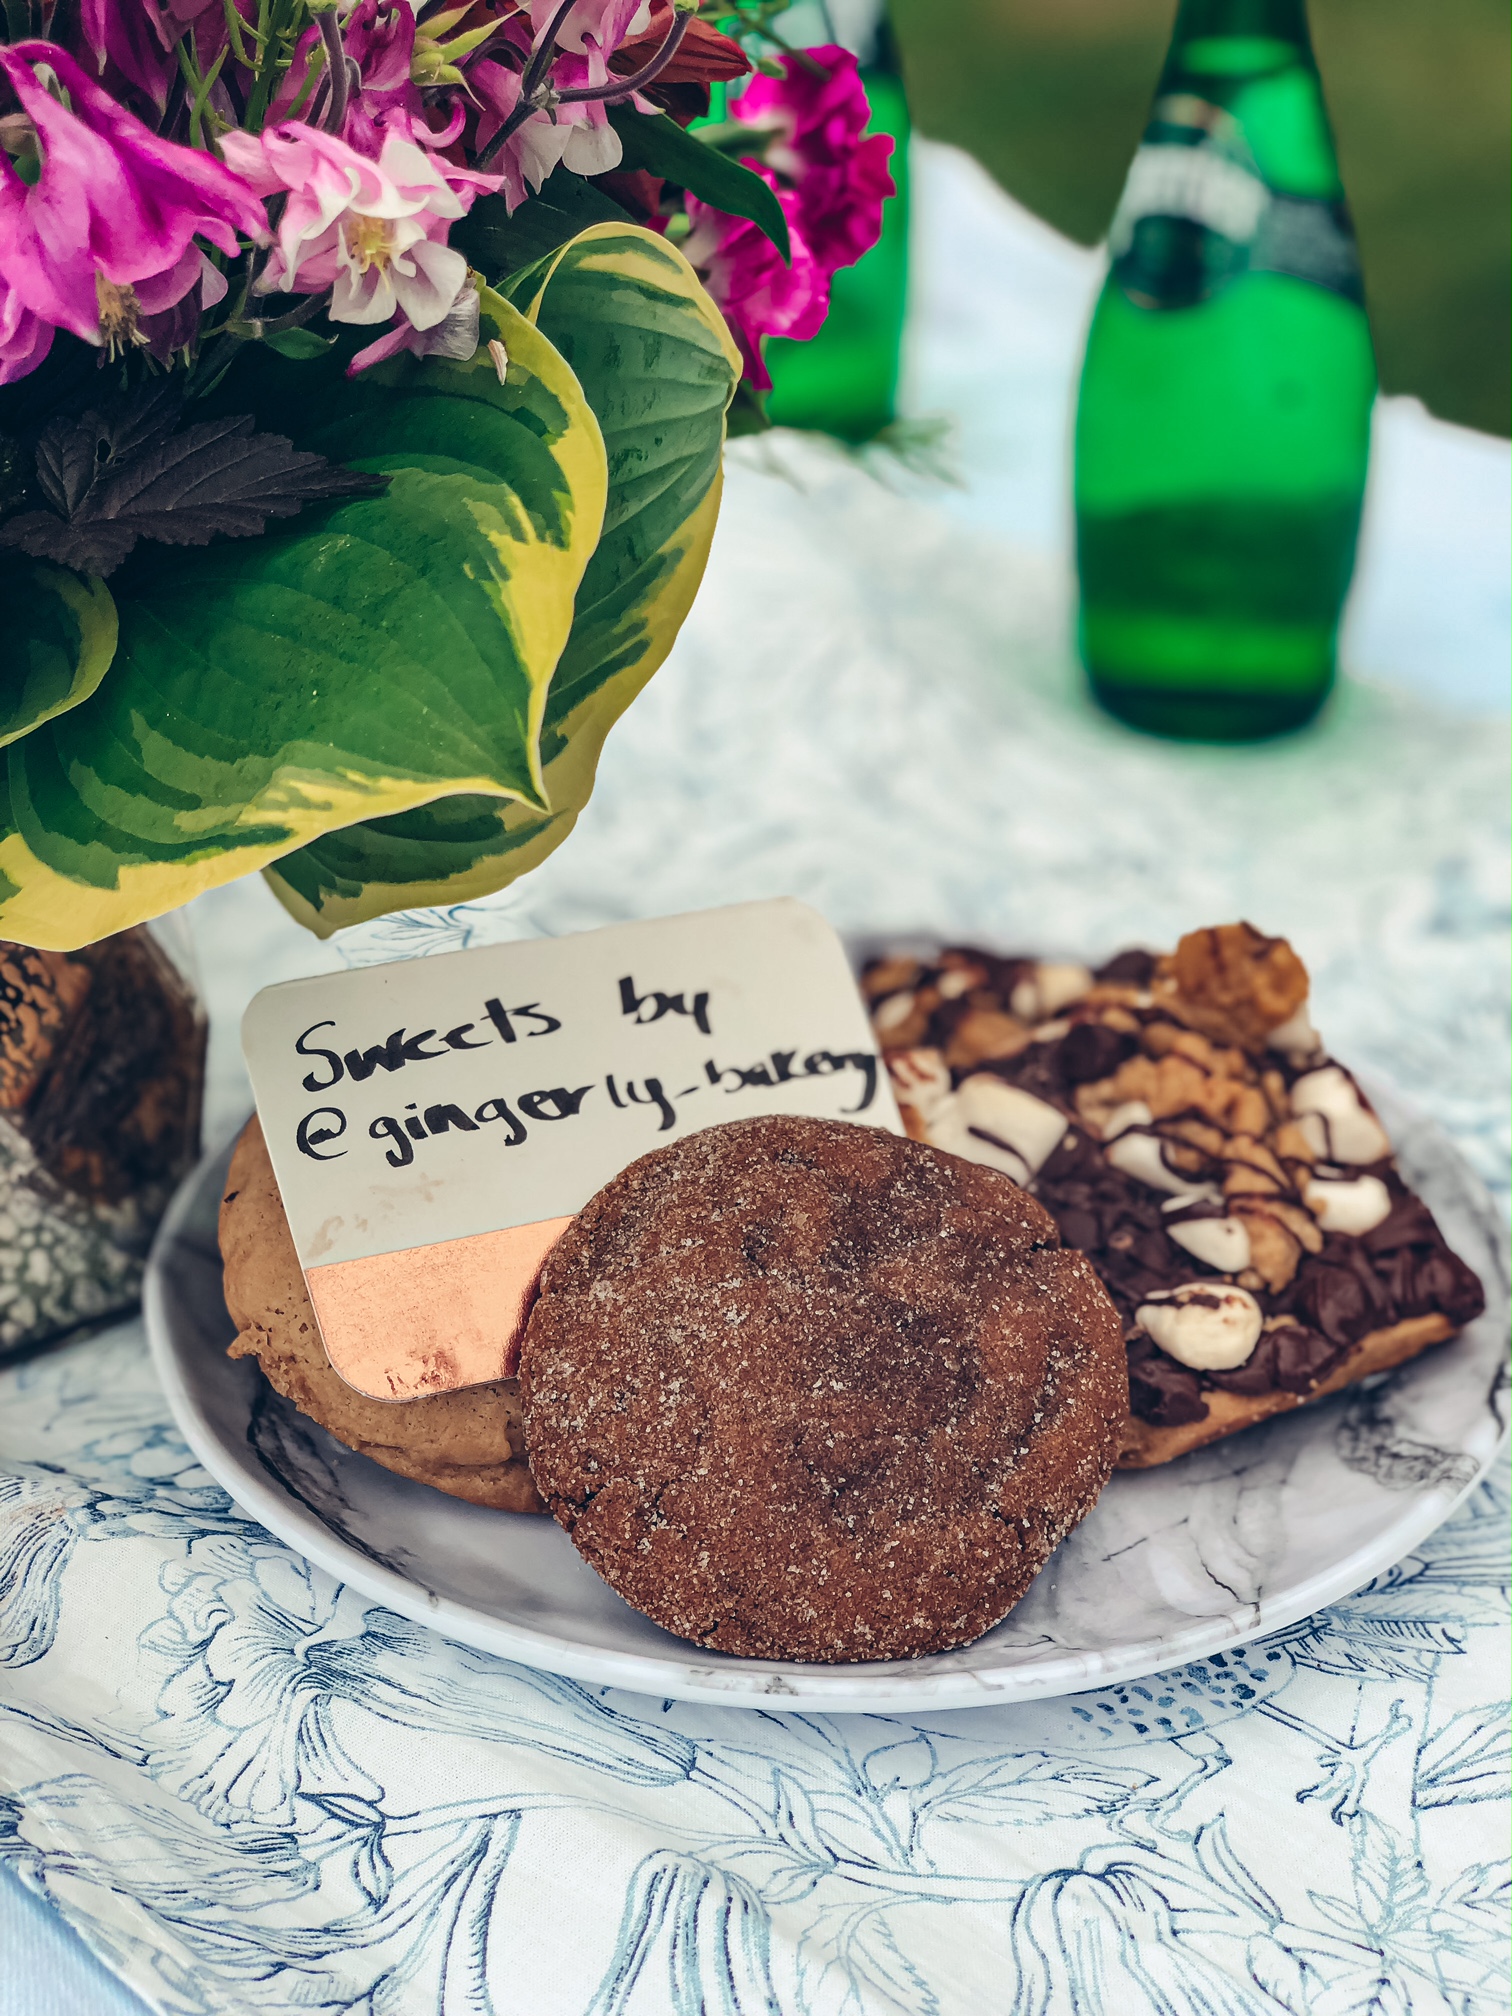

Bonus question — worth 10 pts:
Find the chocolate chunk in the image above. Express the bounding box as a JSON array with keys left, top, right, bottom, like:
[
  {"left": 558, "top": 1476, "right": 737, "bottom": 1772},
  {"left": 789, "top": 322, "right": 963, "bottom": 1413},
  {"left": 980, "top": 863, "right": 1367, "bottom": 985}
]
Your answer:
[
  {"left": 1126, "top": 1336, "right": 1208, "bottom": 1425},
  {"left": 1208, "top": 1323, "right": 1342, "bottom": 1397},
  {"left": 1387, "top": 1245, "right": 1486, "bottom": 1327},
  {"left": 1053, "top": 1205, "right": 1103, "bottom": 1252},
  {"left": 1060, "top": 1020, "right": 1137, "bottom": 1085},
  {"left": 1095, "top": 948, "right": 1157, "bottom": 986},
  {"left": 1361, "top": 1194, "right": 1442, "bottom": 1254},
  {"left": 1205, "top": 1329, "right": 1281, "bottom": 1396},
  {"left": 1292, "top": 1239, "right": 1394, "bottom": 1347},
  {"left": 1272, "top": 1322, "right": 1348, "bottom": 1391},
  {"left": 987, "top": 1043, "right": 1067, "bottom": 1105}
]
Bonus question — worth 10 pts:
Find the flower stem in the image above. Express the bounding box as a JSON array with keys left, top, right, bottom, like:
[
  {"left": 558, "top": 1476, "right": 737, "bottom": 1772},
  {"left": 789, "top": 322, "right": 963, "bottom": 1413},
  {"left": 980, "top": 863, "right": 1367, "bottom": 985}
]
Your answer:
[
  {"left": 555, "top": 10, "right": 691, "bottom": 104},
  {"left": 476, "top": 0, "right": 578, "bottom": 170},
  {"left": 189, "top": 43, "right": 230, "bottom": 151},
  {"left": 221, "top": 0, "right": 260, "bottom": 69},
  {"left": 522, "top": 0, "right": 578, "bottom": 100},
  {"left": 478, "top": 2, "right": 692, "bottom": 168},
  {"left": 317, "top": 10, "right": 349, "bottom": 135},
  {"left": 242, "top": 0, "right": 298, "bottom": 131}
]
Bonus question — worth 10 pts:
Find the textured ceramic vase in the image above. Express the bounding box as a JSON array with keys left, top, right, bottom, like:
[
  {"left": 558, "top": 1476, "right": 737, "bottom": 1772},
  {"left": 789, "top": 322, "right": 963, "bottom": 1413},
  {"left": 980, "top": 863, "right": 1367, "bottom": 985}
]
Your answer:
[{"left": 0, "top": 925, "right": 204, "bottom": 1361}]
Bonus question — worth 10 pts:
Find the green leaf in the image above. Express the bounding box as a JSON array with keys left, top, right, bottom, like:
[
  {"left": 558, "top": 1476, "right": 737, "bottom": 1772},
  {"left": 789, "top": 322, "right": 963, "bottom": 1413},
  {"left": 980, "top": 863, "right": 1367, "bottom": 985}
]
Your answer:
[
  {"left": 264, "top": 225, "right": 740, "bottom": 932},
  {"left": 452, "top": 167, "right": 637, "bottom": 283},
  {"left": 607, "top": 106, "right": 791, "bottom": 262},
  {"left": 0, "top": 559, "right": 117, "bottom": 748},
  {"left": 0, "top": 297, "right": 607, "bottom": 950},
  {"left": 263, "top": 327, "right": 337, "bottom": 360}
]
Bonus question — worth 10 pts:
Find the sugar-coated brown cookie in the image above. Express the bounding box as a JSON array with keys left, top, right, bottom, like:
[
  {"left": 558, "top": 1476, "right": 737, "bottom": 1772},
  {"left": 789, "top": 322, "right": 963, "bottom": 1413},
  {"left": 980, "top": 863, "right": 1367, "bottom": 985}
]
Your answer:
[
  {"left": 219, "top": 1118, "right": 544, "bottom": 1514},
  {"left": 519, "top": 1114, "right": 1128, "bottom": 1662}
]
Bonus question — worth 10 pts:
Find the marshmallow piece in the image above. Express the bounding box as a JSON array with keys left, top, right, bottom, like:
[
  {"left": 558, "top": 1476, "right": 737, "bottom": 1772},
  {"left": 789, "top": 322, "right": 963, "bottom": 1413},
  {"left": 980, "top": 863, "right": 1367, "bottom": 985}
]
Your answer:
[
  {"left": 1168, "top": 1215, "right": 1253, "bottom": 1273},
  {"left": 1291, "top": 1066, "right": 1391, "bottom": 1166},
  {"left": 1305, "top": 1172, "right": 1392, "bottom": 1235},
  {"left": 1137, "top": 1284, "right": 1264, "bottom": 1371},
  {"left": 935, "top": 967, "right": 978, "bottom": 1001},
  {"left": 887, "top": 1047, "right": 952, "bottom": 1125},
  {"left": 926, "top": 1107, "right": 1027, "bottom": 1182},
  {"left": 1037, "top": 962, "right": 1095, "bottom": 1016},
  {"left": 873, "top": 990, "right": 919, "bottom": 1034},
  {"left": 954, "top": 1075, "right": 1068, "bottom": 1178},
  {"left": 1102, "top": 1099, "right": 1153, "bottom": 1140},
  {"left": 1106, "top": 1126, "right": 1215, "bottom": 1198},
  {"left": 1161, "top": 1188, "right": 1225, "bottom": 1211},
  {"left": 1010, "top": 960, "right": 1094, "bottom": 1022},
  {"left": 1267, "top": 1003, "right": 1323, "bottom": 1064}
]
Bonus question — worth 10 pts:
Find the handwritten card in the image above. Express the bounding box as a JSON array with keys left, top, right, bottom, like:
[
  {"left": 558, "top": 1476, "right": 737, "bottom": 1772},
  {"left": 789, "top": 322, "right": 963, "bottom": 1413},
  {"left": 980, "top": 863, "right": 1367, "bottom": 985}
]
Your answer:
[{"left": 242, "top": 898, "right": 900, "bottom": 1400}]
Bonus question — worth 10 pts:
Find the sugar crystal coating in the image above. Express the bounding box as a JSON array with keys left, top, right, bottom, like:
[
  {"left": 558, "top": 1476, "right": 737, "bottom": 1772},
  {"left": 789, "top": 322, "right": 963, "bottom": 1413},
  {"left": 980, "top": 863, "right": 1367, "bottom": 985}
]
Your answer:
[{"left": 519, "top": 1114, "right": 1128, "bottom": 1663}]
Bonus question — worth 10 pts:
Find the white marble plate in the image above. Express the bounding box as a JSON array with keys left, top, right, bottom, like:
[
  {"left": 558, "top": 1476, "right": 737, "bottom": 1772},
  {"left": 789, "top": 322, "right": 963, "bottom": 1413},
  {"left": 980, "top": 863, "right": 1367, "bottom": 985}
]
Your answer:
[{"left": 145, "top": 1080, "right": 1508, "bottom": 1712}]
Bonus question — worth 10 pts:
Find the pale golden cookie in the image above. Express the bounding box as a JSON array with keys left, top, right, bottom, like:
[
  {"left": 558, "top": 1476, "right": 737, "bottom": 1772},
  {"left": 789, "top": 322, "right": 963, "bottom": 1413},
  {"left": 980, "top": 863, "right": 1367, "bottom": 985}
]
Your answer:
[{"left": 219, "top": 1117, "right": 544, "bottom": 1513}]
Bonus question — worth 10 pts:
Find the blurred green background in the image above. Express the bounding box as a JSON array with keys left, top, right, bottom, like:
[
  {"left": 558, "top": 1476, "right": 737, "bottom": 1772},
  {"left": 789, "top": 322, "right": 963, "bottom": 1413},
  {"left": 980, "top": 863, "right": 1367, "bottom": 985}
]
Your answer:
[{"left": 889, "top": 0, "right": 1510, "bottom": 436}]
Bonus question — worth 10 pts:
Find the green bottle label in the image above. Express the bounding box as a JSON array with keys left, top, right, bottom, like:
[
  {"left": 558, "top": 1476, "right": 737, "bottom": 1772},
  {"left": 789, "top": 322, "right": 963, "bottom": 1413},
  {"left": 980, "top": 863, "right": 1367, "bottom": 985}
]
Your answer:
[{"left": 1110, "top": 95, "right": 1362, "bottom": 311}]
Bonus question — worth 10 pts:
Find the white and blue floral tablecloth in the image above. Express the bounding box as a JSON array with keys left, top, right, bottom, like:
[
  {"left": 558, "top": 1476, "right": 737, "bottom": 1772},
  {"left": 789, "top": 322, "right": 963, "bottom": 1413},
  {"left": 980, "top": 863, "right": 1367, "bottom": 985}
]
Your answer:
[{"left": 1, "top": 143, "right": 1508, "bottom": 2015}]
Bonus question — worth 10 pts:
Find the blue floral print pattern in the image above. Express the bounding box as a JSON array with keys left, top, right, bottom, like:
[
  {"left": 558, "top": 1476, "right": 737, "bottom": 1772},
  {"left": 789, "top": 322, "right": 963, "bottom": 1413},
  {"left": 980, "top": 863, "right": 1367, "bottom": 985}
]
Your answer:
[{"left": 0, "top": 1320, "right": 1505, "bottom": 2016}]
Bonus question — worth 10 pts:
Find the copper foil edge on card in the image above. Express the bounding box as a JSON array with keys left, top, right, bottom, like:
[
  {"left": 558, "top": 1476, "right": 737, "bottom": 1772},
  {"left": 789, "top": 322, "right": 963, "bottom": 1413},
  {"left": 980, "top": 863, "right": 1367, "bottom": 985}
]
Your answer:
[{"left": 305, "top": 1218, "right": 573, "bottom": 1401}]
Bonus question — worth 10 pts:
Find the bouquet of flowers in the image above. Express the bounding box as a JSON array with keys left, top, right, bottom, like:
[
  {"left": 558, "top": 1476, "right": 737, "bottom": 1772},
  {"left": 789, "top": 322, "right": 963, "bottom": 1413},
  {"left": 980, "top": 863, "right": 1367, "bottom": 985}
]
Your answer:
[{"left": 0, "top": 0, "right": 893, "bottom": 949}]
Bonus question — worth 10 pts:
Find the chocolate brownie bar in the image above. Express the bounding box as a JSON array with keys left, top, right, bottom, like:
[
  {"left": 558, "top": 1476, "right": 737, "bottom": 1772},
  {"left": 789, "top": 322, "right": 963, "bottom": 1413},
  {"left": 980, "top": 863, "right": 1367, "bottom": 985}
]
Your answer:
[{"left": 863, "top": 923, "right": 1485, "bottom": 1467}]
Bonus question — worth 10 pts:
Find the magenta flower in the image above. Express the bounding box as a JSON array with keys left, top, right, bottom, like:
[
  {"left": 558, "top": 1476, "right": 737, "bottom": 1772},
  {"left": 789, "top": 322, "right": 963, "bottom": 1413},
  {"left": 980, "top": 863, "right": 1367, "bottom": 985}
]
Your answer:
[
  {"left": 72, "top": 0, "right": 229, "bottom": 114},
  {"left": 682, "top": 186, "right": 827, "bottom": 389},
  {"left": 0, "top": 272, "right": 52, "bottom": 388},
  {"left": 733, "top": 46, "right": 894, "bottom": 276},
  {"left": 271, "top": 0, "right": 431, "bottom": 159},
  {"left": 0, "top": 42, "right": 266, "bottom": 382},
  {"left": 220, "top": 125, "right": 498, "bottom": 333},
  {"left": 77, "top": 0, "right": 176, "bottom": 110}
]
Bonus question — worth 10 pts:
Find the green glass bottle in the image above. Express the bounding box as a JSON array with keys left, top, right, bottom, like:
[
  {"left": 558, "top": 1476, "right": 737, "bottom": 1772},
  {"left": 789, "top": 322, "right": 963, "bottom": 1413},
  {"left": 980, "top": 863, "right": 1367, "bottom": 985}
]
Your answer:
[{"left": 1073, "top": 0, "right": 1376, "bottom": 740}]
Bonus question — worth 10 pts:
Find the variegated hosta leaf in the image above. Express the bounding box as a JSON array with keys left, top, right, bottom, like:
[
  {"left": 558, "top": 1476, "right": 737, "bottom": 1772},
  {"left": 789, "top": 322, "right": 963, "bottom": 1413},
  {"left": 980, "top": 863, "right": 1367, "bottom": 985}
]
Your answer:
[
  {"left": 1, "top": 560, "right": 117, "bottom": 748},
  {"left": 263, "top": 224, "right": 740, "bottom": 935},
  {"left": 0, "top": 298, "right": 606, "bottom": 951}
]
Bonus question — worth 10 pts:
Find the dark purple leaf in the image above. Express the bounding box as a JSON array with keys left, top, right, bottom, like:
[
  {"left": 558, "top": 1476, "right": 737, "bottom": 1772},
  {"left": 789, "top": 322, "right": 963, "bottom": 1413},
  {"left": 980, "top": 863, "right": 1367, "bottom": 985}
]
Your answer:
[{"left": 1, "top": 380, "right": 387, "bottom": 578}]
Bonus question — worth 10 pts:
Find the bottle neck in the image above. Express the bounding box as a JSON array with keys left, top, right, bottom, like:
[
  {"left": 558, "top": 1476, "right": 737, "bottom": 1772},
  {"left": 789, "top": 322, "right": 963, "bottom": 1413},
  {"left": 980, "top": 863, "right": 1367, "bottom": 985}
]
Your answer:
[{"left": 1170, "top": 0, "right": 1313, "bottom": 41}]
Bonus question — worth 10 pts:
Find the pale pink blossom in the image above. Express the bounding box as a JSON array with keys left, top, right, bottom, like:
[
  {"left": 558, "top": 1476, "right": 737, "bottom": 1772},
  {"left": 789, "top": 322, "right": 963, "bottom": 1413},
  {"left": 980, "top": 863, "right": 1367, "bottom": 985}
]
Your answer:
[
  {"left": 347, "top": 284, "right": 482, "bottom": 377},
  {"left": 469, "top": 53, "right": 625, "bottom": 213},
  {"left": 221, "top": 126, "right": 499, "bottom": 333},
  {"left": 527, "top": 0, "right": 650, "bottom": 58}
]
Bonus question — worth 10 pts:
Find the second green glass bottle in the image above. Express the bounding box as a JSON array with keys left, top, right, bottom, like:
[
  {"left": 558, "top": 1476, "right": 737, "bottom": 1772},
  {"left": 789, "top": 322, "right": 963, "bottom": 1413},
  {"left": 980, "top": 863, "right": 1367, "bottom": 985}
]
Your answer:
[{"left": 1074, "top": 0, "right": 1376, "bottom": 740}]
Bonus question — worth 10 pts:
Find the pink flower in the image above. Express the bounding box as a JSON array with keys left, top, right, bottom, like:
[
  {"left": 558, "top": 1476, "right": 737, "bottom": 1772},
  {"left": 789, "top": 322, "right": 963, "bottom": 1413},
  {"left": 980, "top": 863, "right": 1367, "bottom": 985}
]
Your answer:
[
  {"left": 221, "top": 125, "right": 498, "bottom": 333},
  {"left": 733, "top": 46, "right": 893, "bottom": 276},
  {"left": 77, "top": 0, "right": 176, "bottom": 110},
  {"left": 0, "top": 42, "right": 266, "bottom": 381},
  {"left": 72, "top": 0, "right": 229, "bottom": 114},
  {"left": 132, "top": 241, "right": 230, "bottom": 361},
  {"left": 0, "top": 271, "right": 53, "bottom": 387},
  {"left": 270, "top": 0, "right": 435, "bottom": 159},
  {"left": 683, "top": 187, "right": 826, "bottom": 389}
]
